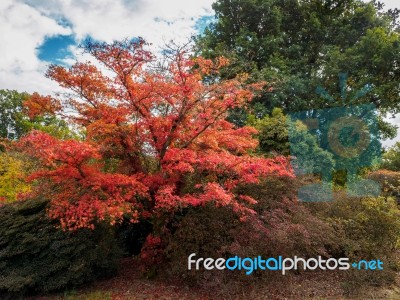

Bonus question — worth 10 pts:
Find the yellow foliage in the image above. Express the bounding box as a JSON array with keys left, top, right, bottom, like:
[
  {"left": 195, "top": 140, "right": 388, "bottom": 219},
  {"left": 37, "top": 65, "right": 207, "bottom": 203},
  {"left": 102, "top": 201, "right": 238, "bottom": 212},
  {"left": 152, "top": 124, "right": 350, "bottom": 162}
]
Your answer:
[{"left": 0, "top": 152, "right": 31, "bottom": 203}]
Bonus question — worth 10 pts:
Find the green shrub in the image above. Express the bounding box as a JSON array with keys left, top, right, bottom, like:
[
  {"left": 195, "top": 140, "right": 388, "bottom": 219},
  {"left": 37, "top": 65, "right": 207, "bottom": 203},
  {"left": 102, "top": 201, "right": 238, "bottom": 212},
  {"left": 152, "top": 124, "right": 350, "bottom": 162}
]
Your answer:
[
  {"left": 319, "top": 193, "right": 400, "bottom": 291},
  {"left": 367, "top": 169, "right": 400, "bottom": 201},
  {"left": 0, "top": 198, "right": 122, "bottom": 297},
  {"left": 323, "top": 194, "right": 400, "bottom": 260}
]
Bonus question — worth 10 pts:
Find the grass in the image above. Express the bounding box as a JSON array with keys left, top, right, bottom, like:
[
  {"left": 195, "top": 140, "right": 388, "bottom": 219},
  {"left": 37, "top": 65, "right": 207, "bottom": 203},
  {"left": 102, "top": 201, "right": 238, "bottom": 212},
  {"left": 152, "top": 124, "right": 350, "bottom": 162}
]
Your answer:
[{"left": 64, "top": 291, "right": 112, "bottom": 300}]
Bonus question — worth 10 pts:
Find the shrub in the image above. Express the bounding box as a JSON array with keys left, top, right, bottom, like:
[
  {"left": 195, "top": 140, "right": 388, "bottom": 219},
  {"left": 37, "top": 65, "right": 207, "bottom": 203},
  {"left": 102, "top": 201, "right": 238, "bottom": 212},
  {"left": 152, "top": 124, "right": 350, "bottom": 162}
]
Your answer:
[
  {"left": 319, "top": 192, "right": 400, "bottom": 291},
  {"left": 234, "top": 176, "right": 339, "bottom": 258},
  {"left": 161, "top": 176, "right": 339, "bottom": 285},
  {"left": 0, "top": 151, "right": 32, "bottom": 203},
  {"left": 161, "top": 175, "right": 400, "bottom": 291},
  {"left": 366, "top": 169, "right": 400, "bottom": 202},
  {"left": 0, "top": 198, "right": 121, "bottom": 297},
  {"left": 325, "top": 193, "right": 400, "bottom": 261}
]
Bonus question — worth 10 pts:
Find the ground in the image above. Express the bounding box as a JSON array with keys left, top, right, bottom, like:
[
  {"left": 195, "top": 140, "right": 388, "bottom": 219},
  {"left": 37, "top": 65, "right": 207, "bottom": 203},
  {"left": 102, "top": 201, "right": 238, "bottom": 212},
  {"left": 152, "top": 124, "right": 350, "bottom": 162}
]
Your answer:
[{"left": 29, "top": 258, "right": 400, "bottom": 300}]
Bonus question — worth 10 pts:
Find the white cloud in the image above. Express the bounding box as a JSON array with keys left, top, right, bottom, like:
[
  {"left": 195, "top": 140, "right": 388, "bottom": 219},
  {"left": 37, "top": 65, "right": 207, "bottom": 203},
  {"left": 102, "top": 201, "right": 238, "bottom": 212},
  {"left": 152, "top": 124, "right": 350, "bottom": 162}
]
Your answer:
[
  {"left": 380, "top": 0, "right": 399, "bottom": 10},
  {"left": 19, "top": 0, "right": 214, "bottom": 46},
  {"left": 0, "top": 0, "right": 72, "bottom": 93},
  {"left": 0, "top": 0, "right": 215, "bottom": 94},
  {"left": 383, "top": 114, "right": 400, "bottom": 148}
]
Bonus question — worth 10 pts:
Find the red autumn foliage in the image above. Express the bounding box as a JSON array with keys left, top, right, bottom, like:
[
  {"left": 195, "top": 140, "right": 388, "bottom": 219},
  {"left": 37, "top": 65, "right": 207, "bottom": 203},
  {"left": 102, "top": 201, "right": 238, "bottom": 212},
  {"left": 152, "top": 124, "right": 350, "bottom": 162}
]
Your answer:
[
  {"left": 23, "top": 92, "right": 61, "bottom": 120},
  {"left": 20, "top": 39, "right": 293, "bottom": 230}
]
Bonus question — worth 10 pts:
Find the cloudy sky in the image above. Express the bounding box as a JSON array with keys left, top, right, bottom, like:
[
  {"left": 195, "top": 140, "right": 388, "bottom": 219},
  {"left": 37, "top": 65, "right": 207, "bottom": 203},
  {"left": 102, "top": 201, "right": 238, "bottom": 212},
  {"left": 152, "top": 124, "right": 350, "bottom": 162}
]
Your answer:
[
  {"left": 0, "top": 0, "right": 216, "bottom": 94},
  {"left": 0, "top": 0, "right": 399, "bottom": 145}
]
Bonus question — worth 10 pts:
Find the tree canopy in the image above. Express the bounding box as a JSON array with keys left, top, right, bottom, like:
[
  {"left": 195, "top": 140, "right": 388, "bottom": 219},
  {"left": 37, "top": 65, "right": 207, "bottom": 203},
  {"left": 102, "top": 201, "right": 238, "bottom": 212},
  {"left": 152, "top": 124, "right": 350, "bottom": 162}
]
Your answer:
[
  {"left": 381, "top": 141, "right": 400, "bottom": 170},
  {"left": 0, "top": 89, "right": 75, "bottom": 140},
  {"left": 197, "top": 0, "right": 400, "bottom": 118},
  {"left": 18, "top": 40, "right": 293, "bottom": 230},
  {"left": 0, "top": 90, "right": 29, "bottom": 140}
]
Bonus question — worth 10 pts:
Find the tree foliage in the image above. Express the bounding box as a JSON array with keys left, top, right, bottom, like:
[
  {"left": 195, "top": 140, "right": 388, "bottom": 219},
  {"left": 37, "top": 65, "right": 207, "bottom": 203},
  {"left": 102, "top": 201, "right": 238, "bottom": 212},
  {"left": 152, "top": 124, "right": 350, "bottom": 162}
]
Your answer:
[
  {"left": 0, "top": 151, "right": 31, "bottom": 203},
  {"left": 381, "top": 141, "right": 400, "bottom": 171},
  {"left": 19, "top": 39, "right": 293, "bottom": 230},
  {"left": 0, "top": 90, "right": 29, "bottom": 139},
  {"left": 0, "top": 89, "right": 75, "bottom": 140},
  {"left": 247, "top": 107, "right": 290, "bottom": 155},
  {"left": 197, "top": 0, "right": 400, "bottom": 118},
  {"left": 248, "top": 108, "right": 335, "bottom": 176}
]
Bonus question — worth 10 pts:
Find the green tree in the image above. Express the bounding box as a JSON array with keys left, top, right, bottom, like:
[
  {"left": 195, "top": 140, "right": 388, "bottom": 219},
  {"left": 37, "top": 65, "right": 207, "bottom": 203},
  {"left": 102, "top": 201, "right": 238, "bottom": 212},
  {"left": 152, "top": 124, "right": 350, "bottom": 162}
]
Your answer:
[
  {"left": 0, "top": 89, "right": 77, "bottom": 140},
  {"left": 196, "top": 0, "right": 399, "bottom": 137},
  {"left": 382, "top": 141, "right": 400, "bottom": 171},
  {"left": 248, "top": 107, "right": 335, "bottom": 176},
  {"left": 0, "top": 90, "right": 79, "bottom": 203},
  {"left": 248, "top": 107, "right": 290, "bottom": 155},
  {"left": 0, "top": 90, "right": 29, "bottom": 139}
]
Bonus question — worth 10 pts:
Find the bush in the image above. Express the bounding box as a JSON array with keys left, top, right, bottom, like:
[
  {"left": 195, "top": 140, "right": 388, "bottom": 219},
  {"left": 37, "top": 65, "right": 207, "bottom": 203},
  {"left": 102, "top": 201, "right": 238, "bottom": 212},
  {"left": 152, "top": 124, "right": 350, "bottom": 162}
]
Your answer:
[
  {"left": 0, "top": 151, "right": 32, "bottom": 203},
  {"left": 163, "top": 205, "right": 239, "bottom": 285},
  {"left": 367, "top": 169, "right": 400, "bottom": 203},
  {"left": 0, "top": 198, "right": 122, "bottom": 297},
  {"left": 161, "top": 176, "right": 339, "bottom": 285},
  {"left": 160, "top": 176, "right": 400, "bottom": 292},
  {"left": 236, "top": 176, "right": 339, "bottom": 258},
  {"left": 319, "top": 192, "right": 400, "bottom": 291},
  {"left": 326, "top": 194, "right": 399, "bottom": 259}
]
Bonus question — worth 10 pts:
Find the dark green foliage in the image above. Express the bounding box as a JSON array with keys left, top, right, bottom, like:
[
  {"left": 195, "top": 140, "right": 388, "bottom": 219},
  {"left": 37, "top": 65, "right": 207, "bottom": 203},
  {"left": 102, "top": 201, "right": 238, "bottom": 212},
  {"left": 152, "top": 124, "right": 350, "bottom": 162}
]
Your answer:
[
  {"left": 197, "top": 0, "right": 400, "bottom": 138},
  {"left": 165, "top": 205, "right": 238, "bottom": 263},
  {"left": 0, "top": 198, "right": 121, "bottom": 297},
  {"left": 163, "top": 205, "right": 240, "bottom": 284}
]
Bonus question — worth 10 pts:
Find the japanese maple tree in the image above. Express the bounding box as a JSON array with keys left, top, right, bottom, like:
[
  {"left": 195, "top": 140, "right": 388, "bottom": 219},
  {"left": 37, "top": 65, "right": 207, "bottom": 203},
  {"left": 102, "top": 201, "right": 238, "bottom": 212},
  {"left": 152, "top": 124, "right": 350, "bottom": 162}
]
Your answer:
[{"left": 20, "top": 39, "right": 292, "bottom": 230}]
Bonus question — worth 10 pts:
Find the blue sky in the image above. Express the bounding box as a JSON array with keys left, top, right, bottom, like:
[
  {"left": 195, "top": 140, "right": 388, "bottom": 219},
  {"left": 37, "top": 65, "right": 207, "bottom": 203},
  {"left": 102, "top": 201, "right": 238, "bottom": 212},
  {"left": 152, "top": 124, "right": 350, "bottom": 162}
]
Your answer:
[
  {"left": 0, "top": 0, "right": 399, "bottom": 145},
  {"left": 37, "top": 34, "right": 76, "bottom": 63},
  {"left": 36, "top": 14, "right": 214, "bottom": 64}
]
